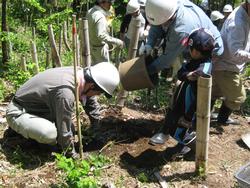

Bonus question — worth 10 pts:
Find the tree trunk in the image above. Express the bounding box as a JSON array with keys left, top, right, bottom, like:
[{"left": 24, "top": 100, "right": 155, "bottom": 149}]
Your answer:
[
  {"left": 63, "top": 21, "right": 72, "bottom": 51},
  {"left": 1, "top": 0, "right": 10, "bottom": 64}
]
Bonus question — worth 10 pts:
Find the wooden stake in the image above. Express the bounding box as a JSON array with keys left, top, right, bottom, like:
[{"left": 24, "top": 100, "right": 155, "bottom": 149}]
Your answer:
[
  {"left": 59, "top": 26, "right": 62, "bottom": 55},
  {"left": 31, "top": 41, "right": 39, "bottom": 74},
  {"left": 20, "top": 55, "right": 27, "bottom": 71},
  {"left": 48, "top": 24, "right": 62, "bottom": 67},
  {"left": 63, "top": 21, "right": 71, "bottom": 51},
  {"left": 195, "top": 75, "right": 212, "bottom": 175},
  {"left": 72, "top": 14, "right": 83, "bottom": 159}
]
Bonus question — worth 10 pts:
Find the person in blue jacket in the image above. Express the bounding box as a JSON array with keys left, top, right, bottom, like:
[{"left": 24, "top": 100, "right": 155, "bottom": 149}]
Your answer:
[
  {"left": 139, "top": 0, "right": 223, "bottom": 74},
  {"left": 140, "top": 0, "right": 223, "bottom": 145},
  {"left": 150, "top": 28, "right": 215, "bottom": 158}
]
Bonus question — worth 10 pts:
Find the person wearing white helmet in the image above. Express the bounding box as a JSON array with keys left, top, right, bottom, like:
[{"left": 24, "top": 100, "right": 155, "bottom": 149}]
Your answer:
[
  {"left": 119, "top": 0, "right": 149, "bottom": 55},
  {"left": 211, "top": 0, "right": 250, "bottom": 126},
  {"left": 5, "top": 63, "right": 120, "bottom": 159},
  {"left": 140, "top": 0, "right": 223, "bottom": 75},
  {"left": 120, "top": 0, "right": 150, "bottom": 51},
  {"left": 141, "top": 0, "right": 223, "bottom": 146},
  {"left": 223, "top": 4, "right": 233, "bottom": 19},
  {"left": 210, "top": 10, "right": 225, "bottom": 30}
]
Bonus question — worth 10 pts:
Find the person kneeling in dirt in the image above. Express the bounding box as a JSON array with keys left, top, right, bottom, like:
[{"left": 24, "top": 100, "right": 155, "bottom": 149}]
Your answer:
[
  {"left": 5, "top": 62, "right": 120, "bottom": 159},
  {"left": 149, "top": 28, "right": 215, "bottom": 158}
]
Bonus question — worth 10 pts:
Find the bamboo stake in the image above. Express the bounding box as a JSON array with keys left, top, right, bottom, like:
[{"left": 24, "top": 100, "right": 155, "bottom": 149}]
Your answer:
[
  {"left": 81, "top": 18, "right": 91, "bottom": 68},
  {"left": 78, "top": 18, "right": 84, "bottom": 66},
  {"left": 31, "top": 41, "right": 39, "bottom": 74},
  {"left": 20, "top": 55, "right": 27, "bottom": 71},
  {"left": 195, "top": 75, "right": 212, "bottom": 175},
  {"left": 48, "top": 24, "right": 62, "bottom": 67},
  {"left": 32, "top": 27, "right": 36, "bottom": 40},
  {"left": 59, "top": 26, "right": 62, "bottom": 55},
  {"left": 116, "top": 19, "right": 141, "bottom": 108},
  {"left": 72, "top": 14, "right": 83, "bottom": 159}
]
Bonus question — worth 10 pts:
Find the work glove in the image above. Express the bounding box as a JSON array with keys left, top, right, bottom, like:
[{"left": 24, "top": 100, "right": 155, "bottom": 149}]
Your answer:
[
  {"left": 115, "top": 39, "right": 125, "bottom": 49},
  {"left": 143, "top": 30, "right": 149, "bottom": 38},
  {"left": 139, "top": 44, "right": 152, "bottom": 56}
]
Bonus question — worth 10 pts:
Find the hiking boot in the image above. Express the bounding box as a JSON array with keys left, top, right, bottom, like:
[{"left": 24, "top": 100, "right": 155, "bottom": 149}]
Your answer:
[
  {"left": 217, "top": 102, "right": 240, "bottom": 125},
  {"left": 149, "top": 133, "right": 170, "bottom": 145},
  {"left": 217, "top": 117, "right": 240, "bottom": 125},
  {"left": 211, "top": 113, "right": 239, "bottom": 125}
]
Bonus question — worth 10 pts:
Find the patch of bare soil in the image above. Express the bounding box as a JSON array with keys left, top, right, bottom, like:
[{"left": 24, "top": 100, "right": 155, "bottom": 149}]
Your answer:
[{"left": 0, "top": 104, "right": 249, "bottom": 187}]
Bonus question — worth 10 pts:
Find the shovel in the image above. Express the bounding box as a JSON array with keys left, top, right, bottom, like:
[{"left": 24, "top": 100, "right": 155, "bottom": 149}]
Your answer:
[{"left": 241, "top": 132, "right": 250, "bottom": 149}]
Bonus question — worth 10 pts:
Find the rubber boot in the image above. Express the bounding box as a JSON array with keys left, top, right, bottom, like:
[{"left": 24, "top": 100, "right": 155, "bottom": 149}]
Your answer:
[
  {"left": 149, "top": 132, "right": 170, "bottom": 146},
  {"left": 217, "top": 103, "right": 240, "bottom": 125},
  {"left": 149, "top": 119, "right": 171, "bottom": 146}
]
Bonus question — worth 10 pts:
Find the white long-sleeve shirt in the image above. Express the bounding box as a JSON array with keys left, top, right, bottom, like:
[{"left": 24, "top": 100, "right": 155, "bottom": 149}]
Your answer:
[{"left": 213, "top": 5, "right": 250, "bottom": 73}]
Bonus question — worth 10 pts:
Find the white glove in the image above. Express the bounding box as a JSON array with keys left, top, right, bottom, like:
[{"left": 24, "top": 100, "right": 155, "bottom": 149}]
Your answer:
[
  {"left": 143, "top": 30, "right": 149, "bottom": 38},
  {"left": 139, "top": 44, "right": 152, "bottom": 56},
  {"left": 115, "top": 39, "right": 124, "bottom": 49}
]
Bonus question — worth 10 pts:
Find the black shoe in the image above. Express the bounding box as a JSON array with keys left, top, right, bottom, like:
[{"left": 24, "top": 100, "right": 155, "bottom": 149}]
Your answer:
[
  {"left": 217, "top": 102, "right": 240, "bottom": 125},
  {"left": 164, "top": 143, "right": 192, "bottom": 161},
  {"left": 149, "top": 133, "right": 170, "bottom": 145},
  {"left": 212, "top": 113, "right": 240, "bottom": 125}
]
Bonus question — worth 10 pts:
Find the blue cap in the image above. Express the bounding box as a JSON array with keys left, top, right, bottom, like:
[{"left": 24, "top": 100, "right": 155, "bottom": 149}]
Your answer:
[{"left": 188, "top": 28, "right": 215, "bottom": 53}]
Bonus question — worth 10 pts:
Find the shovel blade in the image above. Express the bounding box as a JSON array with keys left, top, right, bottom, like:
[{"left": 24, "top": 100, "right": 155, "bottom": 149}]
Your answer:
[{"left": 241, "top": 133, "right": 250, "bottom": 149}]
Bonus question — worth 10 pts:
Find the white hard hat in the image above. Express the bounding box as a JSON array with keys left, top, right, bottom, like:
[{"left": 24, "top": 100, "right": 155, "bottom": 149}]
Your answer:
[
  {"left": 145, "top": 0, "right": 177, "bottom": 25},
  {"left": 210, "top": 10, "right": 224, "bottom": 21},
  {"left": 126, "top": 0, "right": 140, "bottom": 14},
  {"left": 138, "top": 0, "right": 146, "bottom": 7},
  {"left": 223, "top": 4, "right": 233, "bottom": 13},
  {"left": 90, "top": 62, "right": 120, "bottom": 97}
]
